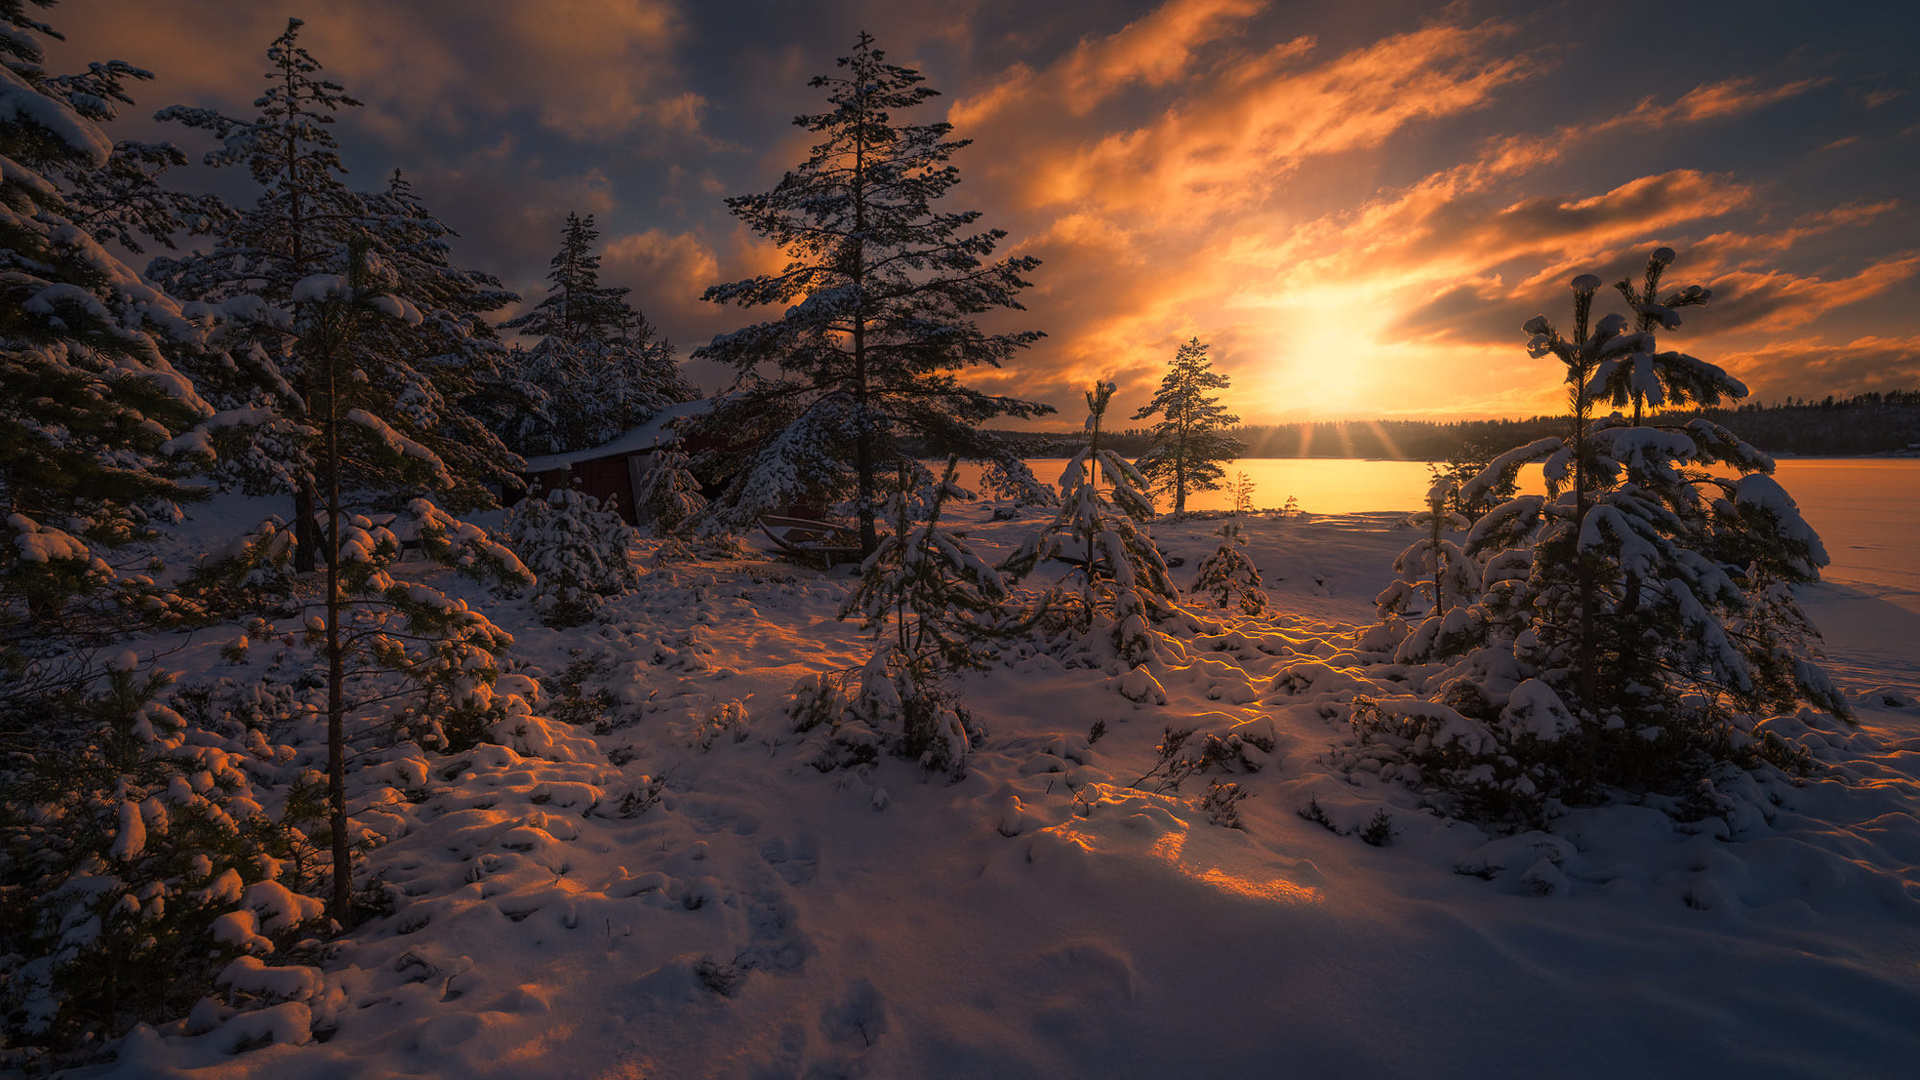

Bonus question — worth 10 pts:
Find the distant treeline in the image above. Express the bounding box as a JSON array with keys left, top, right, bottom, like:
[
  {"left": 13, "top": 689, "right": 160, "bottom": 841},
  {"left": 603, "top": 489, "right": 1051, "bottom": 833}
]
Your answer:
[{"left": 934, "top": 391, "right": 1920, "bottom": 460}]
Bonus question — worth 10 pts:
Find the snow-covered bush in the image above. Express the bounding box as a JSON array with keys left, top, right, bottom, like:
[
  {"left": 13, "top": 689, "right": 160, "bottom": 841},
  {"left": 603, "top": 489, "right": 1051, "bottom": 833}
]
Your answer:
[
  {"left": 634, "top": 446, "right": 708, "bottom": 559},
  {"left": 795, "top": 460, "right": 1021, "bottom": 773},
  {"left": 1190, "top": 522, "right": 1268, "bottom": 616},
  {"left": 0, "top": 666, "right": 325, "bottom": 1055},
  {"left": 504, "top": 487, "right": 642, "bottom": 627},
  {"left": 1005, "top": 381, "right": 1179, "bottom": 668},
  {"left": 1355, "top": 250, "right": 1849, "bottom": 823},
  {"left": 1370, "top": 478, "right": 1478, "bottom": 663}
]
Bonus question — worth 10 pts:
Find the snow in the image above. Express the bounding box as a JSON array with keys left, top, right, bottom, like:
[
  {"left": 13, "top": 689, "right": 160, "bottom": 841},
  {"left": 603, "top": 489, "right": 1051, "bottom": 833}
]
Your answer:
[
  {"left": 0, "top": 63, "right": 112, "bottom": 165},
  {"left": 50, "top": 490, "right": 1920, "bottom": 1080}
]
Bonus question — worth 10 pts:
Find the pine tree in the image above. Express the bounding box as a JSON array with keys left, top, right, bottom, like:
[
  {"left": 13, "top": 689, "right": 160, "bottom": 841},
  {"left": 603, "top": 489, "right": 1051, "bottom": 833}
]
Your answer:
[
  {"left": 0, "top": 0, "right": 215, "bottom": 697},
  {"left": 39, "top": 55, "right": 234, "bottom": 255},
  {"left": 501, "top": 212, "right": 624, "bottom": 345},
  {"left": 1357, "top": 250, "right": 1849, "bottom": 820},
  {"left": 634, "top": 444, "right": 708, "bottom": 549},
  {"left": 0, "top": 3, "right": 314, "bottom": 1049},
  {"left": 149, "top": 18, "right": 366, "bottom": 572},
  {"left": 355, "top": 170, "right": 524, "bottom": 508},
  {"left": 1191, "top": 522, "right": 1268, "bottom": 616},
  {"left": 831, "top": 458, "right": 1031, "bottom": 769},
  {"left": 497, "top": 213, "right": 692, "bottom": 455},
  {"left": 1372, "top": 477, "right": 1477, "bottom": 663},
  {"left": 1005, "top": 381, "right": 1177, "bottom": 667},
  {"left": 1133, "top": 338, "right": 1244, "bottom": 515},
  {"left": 504, "top": 487, "right": 641, "bottom": 627},
  {"left": 153, "top": 22, "right": 523, "bottom": 556},
  {"left": 693, "top": 32, "right": 1051, "bottom": 553},
  {"left": 284, "top": 243, "right": 530, "bottom": 921}
]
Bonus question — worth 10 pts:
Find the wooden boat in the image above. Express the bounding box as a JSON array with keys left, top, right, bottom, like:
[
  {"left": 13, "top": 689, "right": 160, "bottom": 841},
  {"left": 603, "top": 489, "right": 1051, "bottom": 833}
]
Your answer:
[{"left": 759, "top": 515, "right": 866, "bottom": 569}]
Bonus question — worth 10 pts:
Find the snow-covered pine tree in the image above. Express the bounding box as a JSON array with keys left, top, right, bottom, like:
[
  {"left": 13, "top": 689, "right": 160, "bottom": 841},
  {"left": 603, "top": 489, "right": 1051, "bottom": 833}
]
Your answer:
[
  {"left": 354, "top": 170, "right": 524, "bottom": 509},
  {"left": 497, "top": 213, "right": 692, "bottom": 455},
  {"left": 503, "top": 486, "right": 642, "bottom": 627},
  {"left": 1005, "top": 381, "right": 1177, "bottom": 667},
  {"left": 0, "top": 661, "right": 325, "bottom": 1052},
  {"left": 0, "top": 0, "right": 216, "bottom": 697},
  {"left": 148, "top": 18, "right": 366, "bottom": 572},
  {"left": 278, "top": 243, "right": 531, "bottom": 921},
  {"left": 39, "top": 55, "right": 234, "bottom": 256},
  {"left": 819, "top": 458, "right": 1031, "bottom": 770},
  {"left": 1133, "top": 337, "right": 1244, "bottom": 515},
  {"left": 692, "top": 32, "right": 1051, "bottom": 553},
  {"left": 1358, "top": 250, "right": 1849, "bottom": 820},
  {"left": 634, "top": 444, "right": 708, "bottom": 553},
  {"left": 1371, "top": 477, "right": 1477, "bottom": 663},
  {"left": 1191, "top": 522, "right": 1268, "bottom": 616},
  {"left": 501, "top": 211, "right": 625, "bottom": 345},
  {"left": 153, "top": 21, "right": 524, "bottom": 567},
  {"left": 0, "top": 4, "right": 322, "bottom": 1051}
]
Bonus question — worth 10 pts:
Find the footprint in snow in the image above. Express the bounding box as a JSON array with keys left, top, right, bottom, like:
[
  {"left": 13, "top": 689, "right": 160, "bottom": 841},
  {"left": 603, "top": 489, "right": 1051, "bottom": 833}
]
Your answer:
[
  {"left": 819, "top": 976, "right": 888, "bottom": 1050},
  {"left": 733, "top": 880, "right": 811, "bottom": 973},
  {"left": 759, "top": 834, "right": 820, "bottom": 886}
]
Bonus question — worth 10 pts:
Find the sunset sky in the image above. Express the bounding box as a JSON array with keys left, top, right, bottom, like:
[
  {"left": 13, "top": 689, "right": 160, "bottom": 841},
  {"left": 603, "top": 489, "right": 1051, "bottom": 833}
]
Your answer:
[{"left": 54, "top": 0, "right": 1920, "bottom": 424}]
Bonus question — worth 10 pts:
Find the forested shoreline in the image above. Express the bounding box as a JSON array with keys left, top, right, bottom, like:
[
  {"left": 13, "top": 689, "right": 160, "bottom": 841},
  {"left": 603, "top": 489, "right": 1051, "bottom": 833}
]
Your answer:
[{"left": 962, "top": 391, "right": 1920, "bottom": 459}]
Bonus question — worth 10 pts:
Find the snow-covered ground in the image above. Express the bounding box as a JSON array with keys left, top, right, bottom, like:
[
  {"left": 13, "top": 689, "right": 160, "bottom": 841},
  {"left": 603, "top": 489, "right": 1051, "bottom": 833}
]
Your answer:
[{"left": 78, "top": 498, "right": 1920, "bottom": 1080}]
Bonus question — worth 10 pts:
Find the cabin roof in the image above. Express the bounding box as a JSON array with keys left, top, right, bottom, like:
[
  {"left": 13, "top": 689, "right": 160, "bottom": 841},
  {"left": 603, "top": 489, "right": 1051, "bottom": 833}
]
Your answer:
[{"left": 519, "top": 398, "right": 713, "bottom": 474}]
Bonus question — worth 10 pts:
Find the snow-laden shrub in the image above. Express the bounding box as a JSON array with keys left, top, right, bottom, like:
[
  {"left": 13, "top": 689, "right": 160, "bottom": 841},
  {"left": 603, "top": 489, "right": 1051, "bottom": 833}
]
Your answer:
[
  {"left": 504, "top": 488, "right": 642, "bottom": 627},
  {"left": 634, "top": 446, "right": 708, "bottom": 558},
  {"left": 0, "top": 667, "right": 327, "bottom": 1056},
  {"left": 797, "top": 460, "right": 1020, "bottom": 774},
  {"left": 1372, "top": 478, "right": 1479, "bottom": 664},
  {"left": 1356, "top": 250, "right": 1846, "bottom": 823},
  {"left": 1190, "top": 522, "right": 1268, "bottom": 616},
  {"left": 1004, "top": 381, "right": 1179, "bottom": 668},
  {"left": 786, "top": 649, "right": 981, "bottom": 776}
]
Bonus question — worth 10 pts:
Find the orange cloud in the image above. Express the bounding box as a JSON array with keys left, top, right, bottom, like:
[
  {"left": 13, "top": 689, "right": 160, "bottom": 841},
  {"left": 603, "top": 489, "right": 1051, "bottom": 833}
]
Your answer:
[
  {"left": 1057, "top": 0, "right": 1267, "bottom": 108},
  {"left": 1616, "top": 76, "right": 1828, "bottom": 128},
  {"left": 953, "top": 13, "right": 1535, "bottom": 223},
  {"left": 1698, "top": 255, "right": 1920, "bottom": 332},
  {"left": 1717, "top": 334, "right": 1920, "bottom": 400}
]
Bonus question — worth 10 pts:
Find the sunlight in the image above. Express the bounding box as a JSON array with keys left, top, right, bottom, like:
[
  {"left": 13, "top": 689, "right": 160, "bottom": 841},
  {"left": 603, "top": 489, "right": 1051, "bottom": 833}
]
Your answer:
[
  {"left": 1364, "top": 419, "right": 1405, "bottom": 460},
  {"left": 1150, "top": 827, "right": 1323, "bottom": 906}
]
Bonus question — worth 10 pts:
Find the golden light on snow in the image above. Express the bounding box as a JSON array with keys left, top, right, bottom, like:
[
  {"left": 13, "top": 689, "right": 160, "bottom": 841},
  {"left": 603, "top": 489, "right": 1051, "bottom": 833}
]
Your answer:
[{"left": 1150, "top": 828, "right": 1322, "bottom": 905}]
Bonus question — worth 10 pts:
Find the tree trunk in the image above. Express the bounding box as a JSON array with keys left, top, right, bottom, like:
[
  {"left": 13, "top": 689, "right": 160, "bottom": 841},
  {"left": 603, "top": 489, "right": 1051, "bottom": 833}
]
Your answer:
[{"left": 318, "top": 309, "right": 352, "bottom": 925}]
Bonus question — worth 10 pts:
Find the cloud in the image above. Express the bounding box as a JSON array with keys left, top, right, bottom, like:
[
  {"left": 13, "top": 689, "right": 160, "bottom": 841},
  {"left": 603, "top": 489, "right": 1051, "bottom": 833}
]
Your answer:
[
  {"left": 57, "top": 0, "right": 700, "bottom": 144},
  {"left": 1056, "top": 0, "right": 1267, "bottom": 108},
  {"left": 1717, "top": 334, "right": 1920, "bottom": 401},
  {"left": 952, "top": 11, "right": 1535, "bottom": 222},
  {"left": 1614, "top": 76, "right": 1828, "bottom": 129},
  {"left": 603, "top": 229, "right": 723, "bottom": 318},
  {"left": 1693, "top": 255, "right": 1920, "bottom": 333}
]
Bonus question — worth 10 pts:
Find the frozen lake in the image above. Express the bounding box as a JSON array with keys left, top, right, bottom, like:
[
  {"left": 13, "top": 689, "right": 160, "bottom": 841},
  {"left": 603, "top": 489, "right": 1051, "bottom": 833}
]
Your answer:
[{"left": 984, "top": 457, "right": 1920, "bottom": 607}]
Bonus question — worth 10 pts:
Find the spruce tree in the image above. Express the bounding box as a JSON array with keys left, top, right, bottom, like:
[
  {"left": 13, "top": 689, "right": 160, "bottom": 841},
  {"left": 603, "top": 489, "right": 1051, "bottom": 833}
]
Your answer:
[
  {"left": 0, "top": 3, "right": 308, "bottom": 1048},
  {"left": 1133, "top": 337, "right": 1244, "bottom": 515},
  {"left": 287, "top": 244, "right": 529, "bottom": 921},
  {"left": 834, "top": 459, "right": 1029, "bottom": 769},
  {"left": 149, "top": 18, "right": 366, "bottom": 572},
  {"left": 498, "top": 213, "right": 692, "bottom": 455},
  {"left": 153, "top": 22, "right": 523, "bottom": 552},
  {"left": 1372, "top": 477, "right": 1477, "bottom": 663},
  {"left": 1005, "top": 381, "right": 1177, "bottom": 667},
  {"left": 356, "top": 170, "right": 524, "bottom": 508},
  {"left": 693, "top": 32, "right": 1051, "bottom": 553},
  {"left": 1358, "top": 250, "right": 1849, "bottom": 820},
  {"left": 0, "top": 0, "right": 214, "bottom": 696}
]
